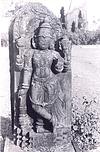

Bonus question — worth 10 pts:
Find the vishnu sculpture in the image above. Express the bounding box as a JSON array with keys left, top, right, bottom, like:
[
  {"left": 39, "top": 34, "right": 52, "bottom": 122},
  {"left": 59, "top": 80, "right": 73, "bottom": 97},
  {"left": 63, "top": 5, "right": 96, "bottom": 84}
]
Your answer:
[
  {"left": 9, "top": 2, "right": 74, "bottom": 152},
  {"left": 18, "top": 21, "right": 68, "bottom": 133}
]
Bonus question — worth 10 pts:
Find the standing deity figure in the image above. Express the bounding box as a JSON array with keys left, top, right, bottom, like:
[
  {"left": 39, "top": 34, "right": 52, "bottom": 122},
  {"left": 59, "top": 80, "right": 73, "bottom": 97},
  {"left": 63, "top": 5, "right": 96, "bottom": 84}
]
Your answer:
[
  {"left": 9, "top": 3, "right": 74, "bottom": 151},
  {"left": 18, "top": 21, "right": 67, "bottom": 132}
]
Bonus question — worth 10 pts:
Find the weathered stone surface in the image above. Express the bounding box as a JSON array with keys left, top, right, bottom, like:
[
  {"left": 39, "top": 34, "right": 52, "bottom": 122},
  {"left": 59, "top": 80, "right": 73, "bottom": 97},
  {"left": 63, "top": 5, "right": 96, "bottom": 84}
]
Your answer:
[
  {"left": 13, "top": 3, "right": 62, "bottom": 43},
  {"left": 9, "top": 2, "right": 73, "bottom": 152}
]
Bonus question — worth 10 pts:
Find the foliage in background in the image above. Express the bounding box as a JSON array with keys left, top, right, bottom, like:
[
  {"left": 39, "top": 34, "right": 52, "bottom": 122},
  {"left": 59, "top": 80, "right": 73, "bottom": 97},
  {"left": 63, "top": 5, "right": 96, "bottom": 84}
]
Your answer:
[
  {"left": 71, "top": 21, "right": 76, "bottom": 33},
  {"left": 61, "top": 8, "right": 100, "bottom": 45},
  {"left": 78, "top": 10, "right": 86, "bottom": 30},
  {"left": 67, "top": 29, "right": 100, "bottom": 45},
  {"left": 60, "top": 7, "right": 66, "bottom": 29},
  {"left": 71, "top": 96, "right": 100, "bottom": 151}
]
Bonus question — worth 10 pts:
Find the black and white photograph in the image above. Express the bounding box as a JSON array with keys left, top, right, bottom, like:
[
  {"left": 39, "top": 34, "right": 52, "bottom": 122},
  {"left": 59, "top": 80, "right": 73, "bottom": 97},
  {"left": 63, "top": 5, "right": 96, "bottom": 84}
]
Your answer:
[{"left": 0, "top": 0, "right": 100, "bottom": 152}]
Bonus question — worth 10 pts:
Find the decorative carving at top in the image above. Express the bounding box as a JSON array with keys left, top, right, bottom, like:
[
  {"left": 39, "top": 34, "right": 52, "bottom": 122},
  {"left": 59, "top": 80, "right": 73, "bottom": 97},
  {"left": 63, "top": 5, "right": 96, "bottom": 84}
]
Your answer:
[{"left": 13, "top": 3, "right": 64, "bottom": 71}]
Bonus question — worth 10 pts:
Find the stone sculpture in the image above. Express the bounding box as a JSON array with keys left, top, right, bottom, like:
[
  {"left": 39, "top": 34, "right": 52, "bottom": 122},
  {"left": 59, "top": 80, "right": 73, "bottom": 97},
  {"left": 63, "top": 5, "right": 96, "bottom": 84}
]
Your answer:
[
  {"left": 9, "top": 2, "right": 74, "bottom": 152},
  {"left": 18, "top": 20, "right": 68, "bottom": 132}
]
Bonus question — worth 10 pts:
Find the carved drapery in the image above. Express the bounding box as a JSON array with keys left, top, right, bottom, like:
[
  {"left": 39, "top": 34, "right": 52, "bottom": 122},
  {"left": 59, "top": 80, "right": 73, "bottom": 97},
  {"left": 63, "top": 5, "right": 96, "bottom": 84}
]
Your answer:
[{"left": 9, "top": 2, "right": 74, "bottom": 152}]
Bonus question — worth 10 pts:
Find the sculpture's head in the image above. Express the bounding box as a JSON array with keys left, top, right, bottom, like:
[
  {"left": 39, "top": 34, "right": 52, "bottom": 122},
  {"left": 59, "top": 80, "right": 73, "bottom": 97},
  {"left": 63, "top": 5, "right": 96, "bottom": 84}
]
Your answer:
[{"left": 37, "top": 21, "right": 53, "bottom": 50}]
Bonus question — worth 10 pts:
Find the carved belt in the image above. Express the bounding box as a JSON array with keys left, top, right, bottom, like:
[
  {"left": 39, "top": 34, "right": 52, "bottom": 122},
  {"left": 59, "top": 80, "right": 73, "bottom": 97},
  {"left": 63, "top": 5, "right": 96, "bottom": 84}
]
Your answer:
[
  {"left": 29, "top": 95, "right": 58, "bottom": 107},
  {"left": 32, "top": 75, "right": 56, "bottom": 83}
]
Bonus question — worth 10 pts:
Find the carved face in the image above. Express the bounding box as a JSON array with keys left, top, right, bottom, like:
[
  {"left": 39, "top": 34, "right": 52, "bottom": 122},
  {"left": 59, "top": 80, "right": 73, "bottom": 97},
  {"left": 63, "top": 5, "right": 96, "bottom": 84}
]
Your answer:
[{"left": 38, "top": 36, "right": 51, "bottom": 50}]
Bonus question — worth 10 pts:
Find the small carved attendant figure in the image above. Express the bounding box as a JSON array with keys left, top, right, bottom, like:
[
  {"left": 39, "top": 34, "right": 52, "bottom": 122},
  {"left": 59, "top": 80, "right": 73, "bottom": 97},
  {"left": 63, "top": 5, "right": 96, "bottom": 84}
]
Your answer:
[{"left": 18, "top": 21, "right": 66, "bottom": 132}]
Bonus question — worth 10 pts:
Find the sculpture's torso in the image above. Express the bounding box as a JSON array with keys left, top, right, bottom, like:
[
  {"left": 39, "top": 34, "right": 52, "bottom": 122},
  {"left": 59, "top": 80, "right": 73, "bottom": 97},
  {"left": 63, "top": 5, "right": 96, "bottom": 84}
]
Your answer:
[
  {"left": 30, "top": 49, "right": 60, "bottom": 106},
  {"left": 33, "top": 49, "right": 57, "bottom": 80}
]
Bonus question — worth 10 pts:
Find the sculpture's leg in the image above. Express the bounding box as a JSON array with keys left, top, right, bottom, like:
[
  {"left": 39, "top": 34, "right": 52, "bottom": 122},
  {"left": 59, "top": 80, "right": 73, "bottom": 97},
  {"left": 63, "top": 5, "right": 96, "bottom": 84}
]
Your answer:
[
  {"left": 31, "top": 103, "right": 57, "bottom": 132},
  {"left": 32, "top": 104, "right": 52, "bottom": 120}
]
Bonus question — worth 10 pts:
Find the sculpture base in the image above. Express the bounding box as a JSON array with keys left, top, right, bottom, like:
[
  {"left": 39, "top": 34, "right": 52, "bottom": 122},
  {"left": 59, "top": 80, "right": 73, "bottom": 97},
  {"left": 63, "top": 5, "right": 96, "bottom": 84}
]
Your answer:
[
  {"left": 29, "top": 127, "right": 75, "bottom": 152},
  {"left": 14, "top": 120, "right": 75, "bottom": 151},
  {"left": 31, "top": 134, "right": 75, "bottom": 152}
]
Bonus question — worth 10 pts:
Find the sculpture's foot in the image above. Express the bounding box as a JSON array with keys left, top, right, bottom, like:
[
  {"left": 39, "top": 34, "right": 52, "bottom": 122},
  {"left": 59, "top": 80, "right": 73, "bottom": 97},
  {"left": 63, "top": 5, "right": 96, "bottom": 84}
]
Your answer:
[
  {"left": 37, "top": 126, "right": 50, "bottom": 133},
  {"left": 50, "top": 116, "right": 66, "bottom": 133},
  {"left": 36, "top": 118, "right": 50, "bottom": 133}
]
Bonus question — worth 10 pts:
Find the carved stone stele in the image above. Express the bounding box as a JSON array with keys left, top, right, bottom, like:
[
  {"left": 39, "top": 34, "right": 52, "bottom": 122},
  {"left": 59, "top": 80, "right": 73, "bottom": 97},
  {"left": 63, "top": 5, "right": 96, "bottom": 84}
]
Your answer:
[{"left": 9, "top": 2, "right": 74, "bottom": 152}]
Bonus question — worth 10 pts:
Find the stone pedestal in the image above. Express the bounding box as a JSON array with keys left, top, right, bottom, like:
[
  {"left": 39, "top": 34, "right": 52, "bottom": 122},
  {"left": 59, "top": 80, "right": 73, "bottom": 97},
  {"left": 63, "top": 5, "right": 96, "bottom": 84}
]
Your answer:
[{"left": 28, "top": 127, "right": 75, "bottom": 152}]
